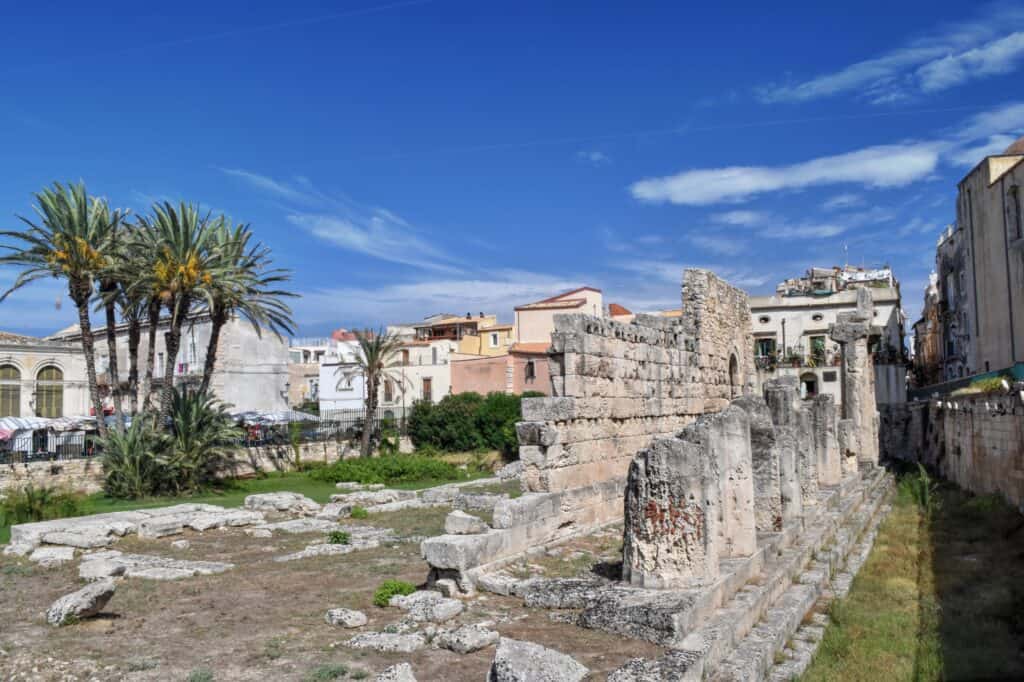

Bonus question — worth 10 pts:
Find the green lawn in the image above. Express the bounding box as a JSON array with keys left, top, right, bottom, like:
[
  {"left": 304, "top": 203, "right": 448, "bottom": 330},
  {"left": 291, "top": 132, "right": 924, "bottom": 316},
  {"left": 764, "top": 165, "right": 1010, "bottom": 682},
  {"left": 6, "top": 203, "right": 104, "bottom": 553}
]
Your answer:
[
  {"left": 0, "top": 468, "right": 494, "bottom": 545},
  {"left": 803, "top": 476, "right": 1024, "bottom": 681}
]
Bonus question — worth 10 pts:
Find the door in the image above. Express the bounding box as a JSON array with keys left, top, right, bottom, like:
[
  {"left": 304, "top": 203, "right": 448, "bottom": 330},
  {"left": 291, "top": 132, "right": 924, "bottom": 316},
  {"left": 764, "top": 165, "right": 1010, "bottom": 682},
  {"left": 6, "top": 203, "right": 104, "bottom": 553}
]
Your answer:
[{"left": 422, "top": 377, "right": 433, "bottom": 403}]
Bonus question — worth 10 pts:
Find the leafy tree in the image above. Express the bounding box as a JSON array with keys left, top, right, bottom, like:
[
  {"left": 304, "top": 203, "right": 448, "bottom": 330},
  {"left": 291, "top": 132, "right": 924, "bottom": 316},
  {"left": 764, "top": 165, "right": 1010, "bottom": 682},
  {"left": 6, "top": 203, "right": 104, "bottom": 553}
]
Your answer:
[
  {"left": 339, "top": 328, "right": 406, "bottom": 457},
  {"left": 0, "top": 182, "right": 124, "bottom": 435},
  {"left": 165, "top": 387, "right": 241, "bottom": 493}
]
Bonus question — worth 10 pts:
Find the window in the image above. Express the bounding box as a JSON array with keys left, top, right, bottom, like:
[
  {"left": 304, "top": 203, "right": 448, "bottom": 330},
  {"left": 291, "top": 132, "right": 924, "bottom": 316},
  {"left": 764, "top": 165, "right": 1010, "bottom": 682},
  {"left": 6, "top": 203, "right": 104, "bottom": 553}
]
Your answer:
[
  {"left": 156, "top": 352, "right": 164, "bottom": 378},
  {"left": 0, "top": 364, "right": 20, "bottom": 417},
  {"left": 36, "top": 365, "right": 63, "bottom": 418},
  {"left": 755, "top": 337, "right": 777, "bottom": 358},
  {"left": 811, "top": 313, "right": 824, "bottom": 322},
  {"left": 384, "top": 379, "right": 394, "bottom": 403},
  {"left": 401, "top": 349, "right": 409, "bottom": 366},
  {"left": 489, "top": 332, "right": 499, "bottom": 349},
  {"left": 431, "top": 347, "right": 438, "bottom": 365},
  {"left": 524, "top": 360, "right": 536, "bottom": 382},
  {"left": 1009, "top": 186, "right": 1022, "bottom": 240},
  {"left": 758, "top": 315, "right": 770, "bottom": 324},
  {"left": 810, "top": 335, "right": 826, "bottom": 363},
  {"left": 422, "top": 377, "right": 433, "bottom": 403},
  {"left": 823, "top": 371, "right": 837, "bottom": 382}
]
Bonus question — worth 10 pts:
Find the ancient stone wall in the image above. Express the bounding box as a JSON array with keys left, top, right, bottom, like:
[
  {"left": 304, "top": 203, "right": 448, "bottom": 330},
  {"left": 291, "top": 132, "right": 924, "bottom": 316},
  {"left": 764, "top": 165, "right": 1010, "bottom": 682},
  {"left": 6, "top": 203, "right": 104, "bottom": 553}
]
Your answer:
[{"left": 881, "top": 393, "right": 1024, "bottom": 509}]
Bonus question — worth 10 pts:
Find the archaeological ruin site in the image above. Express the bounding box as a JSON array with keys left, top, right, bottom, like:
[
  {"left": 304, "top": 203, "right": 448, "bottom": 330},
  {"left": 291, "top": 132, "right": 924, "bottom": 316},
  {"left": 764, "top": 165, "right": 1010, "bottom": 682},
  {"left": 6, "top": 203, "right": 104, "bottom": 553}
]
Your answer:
[{"left": 0, "top": 269, "right": 994, "bottom": 680}]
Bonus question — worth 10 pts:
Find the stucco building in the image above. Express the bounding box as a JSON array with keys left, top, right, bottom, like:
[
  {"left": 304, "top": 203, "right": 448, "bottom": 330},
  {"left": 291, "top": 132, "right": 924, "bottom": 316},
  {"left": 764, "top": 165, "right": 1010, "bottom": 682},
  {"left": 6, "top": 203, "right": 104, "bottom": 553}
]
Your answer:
[
  {"left": 749, "top": 266, "right": 906, "bottom": 405},
  {"left": 49, "top": 313, "right": 291, "bottom": 414},
  {"left": 514, "top": 287, "right": 603, "bottom": 344},
  {"left": 0, "top": 332, "right": 90, "bottom": 418}
]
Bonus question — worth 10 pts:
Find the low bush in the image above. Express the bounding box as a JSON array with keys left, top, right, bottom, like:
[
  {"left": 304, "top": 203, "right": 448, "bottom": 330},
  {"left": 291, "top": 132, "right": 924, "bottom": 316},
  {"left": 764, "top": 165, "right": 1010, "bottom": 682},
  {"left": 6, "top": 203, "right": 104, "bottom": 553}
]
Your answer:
[
  {"left": 306, "top": 664, "right": 348, "bottom": 681},
  {"left": 327, "top": 530, "right": 351, "bottom": 545},
  {"left": 349, "top": 506, "right": 368, "bottom": 519},
  {"left": 309, "top": 454, "right": 468, "bottom": 486},
  {"left": 408, "top": 391, "right": 543, "bottom": 456},
  {"left": 0, "top": 484, "right": 86, "bottom": 527},
  {"left": 373, "top": 579, "right": 416, "bottom": 607}
]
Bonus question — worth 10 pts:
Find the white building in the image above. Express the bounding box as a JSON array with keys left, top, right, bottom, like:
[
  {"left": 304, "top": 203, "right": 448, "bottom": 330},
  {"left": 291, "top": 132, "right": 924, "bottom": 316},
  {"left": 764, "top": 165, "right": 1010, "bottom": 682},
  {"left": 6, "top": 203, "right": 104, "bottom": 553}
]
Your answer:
[
  {"left": 0, "top": 331, "right": 90, "bottom": 418},
  {"left": 49, "top": 313, "right": 291, "bottom": 413},
  {"left": 749, "top": 267, "right": 907, "bottom": 405}
]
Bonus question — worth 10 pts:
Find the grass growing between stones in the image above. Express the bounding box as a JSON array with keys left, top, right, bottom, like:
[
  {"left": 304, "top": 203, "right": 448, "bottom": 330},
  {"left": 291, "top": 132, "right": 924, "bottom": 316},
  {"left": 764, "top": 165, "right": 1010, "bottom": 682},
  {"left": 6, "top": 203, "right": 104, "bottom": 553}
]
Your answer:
[{"left": 803, "top": 476, "right": 1024, "bottom": 681}]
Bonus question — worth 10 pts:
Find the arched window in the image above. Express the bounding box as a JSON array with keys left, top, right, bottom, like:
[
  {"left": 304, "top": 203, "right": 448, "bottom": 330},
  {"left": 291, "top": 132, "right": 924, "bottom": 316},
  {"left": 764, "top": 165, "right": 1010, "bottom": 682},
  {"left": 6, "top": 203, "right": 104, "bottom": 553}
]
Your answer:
[
  {"left": 0, "top": 364, "right": 20, "bottom": 417},
  {"left": 728, "top": 354, "right": 739, "bottom": 398},
  {"left": 36, "top": 365, "right": 63, "bottom": 418}
]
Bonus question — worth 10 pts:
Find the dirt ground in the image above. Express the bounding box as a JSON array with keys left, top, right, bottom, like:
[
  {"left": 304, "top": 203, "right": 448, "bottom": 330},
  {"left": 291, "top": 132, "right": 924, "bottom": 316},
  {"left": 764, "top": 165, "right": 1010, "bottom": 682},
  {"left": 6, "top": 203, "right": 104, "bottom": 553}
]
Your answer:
[{"left": 0, "top": 503, "right": 661, "bottom": 681}]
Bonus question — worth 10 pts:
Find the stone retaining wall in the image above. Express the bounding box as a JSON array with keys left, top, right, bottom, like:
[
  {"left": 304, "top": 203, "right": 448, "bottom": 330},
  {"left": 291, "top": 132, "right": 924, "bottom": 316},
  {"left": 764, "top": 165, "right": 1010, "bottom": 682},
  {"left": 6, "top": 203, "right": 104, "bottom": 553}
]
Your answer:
[{"left": 881, "top": 392, "right": 1024, "bottom": 509}]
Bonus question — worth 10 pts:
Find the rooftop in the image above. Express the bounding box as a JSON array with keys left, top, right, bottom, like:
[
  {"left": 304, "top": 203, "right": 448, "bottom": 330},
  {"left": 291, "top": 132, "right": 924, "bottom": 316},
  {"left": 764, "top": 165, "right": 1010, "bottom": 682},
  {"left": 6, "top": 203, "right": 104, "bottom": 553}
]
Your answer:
[{"left": 515, "top": 286, "right": 601, "bottom": 312}]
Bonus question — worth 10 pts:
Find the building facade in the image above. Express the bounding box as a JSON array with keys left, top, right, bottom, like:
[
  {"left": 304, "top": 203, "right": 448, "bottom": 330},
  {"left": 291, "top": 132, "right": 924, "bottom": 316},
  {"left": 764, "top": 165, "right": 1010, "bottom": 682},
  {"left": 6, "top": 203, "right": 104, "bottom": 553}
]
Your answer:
[
  {"left": 749, "top": 267, "right": 906, "bottom": 405},
  {"left": 0, "top": 332, "right": 90, "bottom": 418},
  {"left": 49, "top": 313, "right": 290, "bottom": 414},
  {"left": 514, "top": 287, "right": 603, "bottom": 344}
]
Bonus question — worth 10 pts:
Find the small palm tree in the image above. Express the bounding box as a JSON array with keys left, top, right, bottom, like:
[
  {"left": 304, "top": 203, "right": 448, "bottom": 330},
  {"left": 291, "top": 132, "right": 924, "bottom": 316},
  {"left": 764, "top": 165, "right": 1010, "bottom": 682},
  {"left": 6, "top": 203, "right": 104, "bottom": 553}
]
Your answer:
[
  {"left": 197, "top": 220, "right": 295, "bottom": 395},
  {"left": 134, "top": 202, "right": 224, "bottom": 427},
  {"left": 0, "top": 182, "right": 123, "bottom": 436},
  {"left": 340, "top": 328, "right": 406, "bottom": 457},
  {"left": 165, "top": 387, "right": 241, "bottom": 494}
]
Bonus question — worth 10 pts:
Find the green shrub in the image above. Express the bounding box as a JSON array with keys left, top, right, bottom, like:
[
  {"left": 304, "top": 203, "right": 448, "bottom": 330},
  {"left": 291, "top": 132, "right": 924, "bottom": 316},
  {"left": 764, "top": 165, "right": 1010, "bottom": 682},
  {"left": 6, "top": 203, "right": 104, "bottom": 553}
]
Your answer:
[
  {"left": 476, "top": 392, "right": 522, "bottom": 456},
  {"left": 306, "top": 664, "right": 348, "bottom": 681},
  {"left": 308, "top": 454, "right": 468, "bottom": 486},
  {"left": 350, "top": 506, "right": 369, "bottom": 519},
  {"left": 408, "top": 391, "right": 539, "bottom": 455},
  {"left": 373, "top": 579, "right": 416, "bottom": 607},
  {"left": 0, "top": 484, "right": 86, "bottom": 527},
  {"left": 897, "top": 463, "right": 939, "bottom": 514},
  {"left": 101, "top": 388, "right": 242, "bottom": 499},
  {"left": 327, "top": 530, "right": 351, "bottom": 545},
  {"left": 186, "top": 669, "right": 214, "bottom": 682}
]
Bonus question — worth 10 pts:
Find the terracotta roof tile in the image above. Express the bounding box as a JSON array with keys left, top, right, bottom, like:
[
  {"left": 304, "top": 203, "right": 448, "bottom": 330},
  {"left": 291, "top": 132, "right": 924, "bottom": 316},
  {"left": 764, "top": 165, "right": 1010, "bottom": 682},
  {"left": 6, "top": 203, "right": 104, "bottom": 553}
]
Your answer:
[{"left": 608, "top": 303, "right": 632, "bottom": 316}]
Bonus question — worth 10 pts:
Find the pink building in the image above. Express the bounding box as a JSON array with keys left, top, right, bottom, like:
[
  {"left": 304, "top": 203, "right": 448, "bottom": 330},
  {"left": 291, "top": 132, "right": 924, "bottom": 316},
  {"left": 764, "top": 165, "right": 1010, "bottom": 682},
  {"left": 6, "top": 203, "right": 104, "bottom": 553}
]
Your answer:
[{"left": 450, "top": 345, "right": 550, "bottom": 396}]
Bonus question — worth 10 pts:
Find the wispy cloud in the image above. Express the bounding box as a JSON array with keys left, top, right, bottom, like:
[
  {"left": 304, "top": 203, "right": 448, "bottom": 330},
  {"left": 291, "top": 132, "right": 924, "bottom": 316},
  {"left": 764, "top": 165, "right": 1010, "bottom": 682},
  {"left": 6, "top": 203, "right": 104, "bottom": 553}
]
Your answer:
[
  {"left": 822, "top": 193, "right": 863, "bottom": 211},
  {"left": 221, "top": 168, "right": 459, "bottom": 272},
  {"left": 690, "top": 234, "right": 747, "bottom": 256},
  {"left": 630, "top": 143, "right": 940, "bottom": 206},
  {"left": 616, "top": 259, "right": 771, "bottom": 290},
  {"left": 577, "top": 150, "right": 611, "bottom": 166},
  {"left": 757, "top": 9, "right": 1024, "bottom": 104},
  {"left": 711, "top": 210, "right": 768, "bottom": 226}
]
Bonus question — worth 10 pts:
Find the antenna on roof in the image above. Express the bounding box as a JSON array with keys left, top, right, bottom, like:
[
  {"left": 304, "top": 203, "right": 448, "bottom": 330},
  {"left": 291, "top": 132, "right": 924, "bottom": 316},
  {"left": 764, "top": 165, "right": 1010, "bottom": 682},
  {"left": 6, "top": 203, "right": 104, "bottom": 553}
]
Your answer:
[{"left": 842, "top": 243, "right": 848, "bottom": 269}]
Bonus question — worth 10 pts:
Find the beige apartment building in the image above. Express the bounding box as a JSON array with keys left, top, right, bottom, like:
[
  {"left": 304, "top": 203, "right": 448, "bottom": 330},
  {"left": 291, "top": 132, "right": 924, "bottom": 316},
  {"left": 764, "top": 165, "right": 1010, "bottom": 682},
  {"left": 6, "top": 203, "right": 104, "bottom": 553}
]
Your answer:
[{"left": 0, "top": 331, "right": 90, "bottom": 418}]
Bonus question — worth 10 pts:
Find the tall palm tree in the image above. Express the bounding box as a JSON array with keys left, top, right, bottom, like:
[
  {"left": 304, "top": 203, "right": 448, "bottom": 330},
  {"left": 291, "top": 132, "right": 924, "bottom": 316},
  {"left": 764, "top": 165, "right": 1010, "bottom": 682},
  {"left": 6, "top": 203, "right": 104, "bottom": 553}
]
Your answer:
[
  {"left": 126, "top": 222, "right": 165, "bottom": 413},
  {"left": 95, "top": 219, "right": 130, "bottom": 430},
  {"left": 134, "top": 202, "right": 223, "bottom": 427},
  {"left": 197, "top": 220, "right": 296, "bottom": 395},
  {"left": 341, "top": 328, "right": 405, "bottom": 457},
  {"left": 0, "top": 182, "right": 122, "bottom": 436}
]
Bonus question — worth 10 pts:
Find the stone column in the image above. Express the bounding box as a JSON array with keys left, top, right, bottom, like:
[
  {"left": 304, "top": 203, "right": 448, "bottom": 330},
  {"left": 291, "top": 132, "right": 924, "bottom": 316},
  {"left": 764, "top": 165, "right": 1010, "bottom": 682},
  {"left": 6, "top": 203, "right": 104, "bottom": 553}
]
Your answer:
[
  {"left": 733, "top": 395, "right": 784, "bottom": 533},
  {"left": 765, "top": 377, "right": 817, "bottom": 507},
  {"left": 623, "top": 436, "right": 720, "bottom": 588},
  {"left": 679, "top": 405, "right": 756, "bottom": 559},
  {"left": 829, "top": 288, "right": 880, "bottom": 467},
  {"left": 809, "top": 394, "right": 841, "bottom": 486}
]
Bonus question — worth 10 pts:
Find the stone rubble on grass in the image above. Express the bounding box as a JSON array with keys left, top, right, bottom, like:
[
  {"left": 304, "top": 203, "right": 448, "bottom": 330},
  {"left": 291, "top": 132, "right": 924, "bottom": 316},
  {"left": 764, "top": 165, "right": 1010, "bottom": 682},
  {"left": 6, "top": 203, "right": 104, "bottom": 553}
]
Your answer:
[
  {"left": 243, "top": 492, "right": 321, "bottom": 515},
  {"left": 79, "top": 550, "right": 233, "bottom": 580},
  {"left": 452, "top": 492, "right": 508, "bottom": 512},
  {"left": 488, "top": 637, "right": 589, "bottom": 682},
  {"left": 249, "top": 518, "right": 340, "bottom": 535},
  {"left": 374, "top": 662, "right": 417, "bottom": 682},
  {"left": 39, "top": 529, "right": 116, "bottom": 549},
  {"left": 325, "top": 607, "right": 368, "bottom": 628},
  {"left": 245, "top": 528, "right": 273, "bottom": 539},
  {"left": 444, "top": 510, "right": 489, "bottom": 535},
  {"left": 335, "top": 482, "right": 385, "bottom": 491},
  {"left": 434, "top": 578, "right": 459, "bottom": 598},
  {"left": 28, "top": 546, "right": 76, "bottom": 568},
  {"left": 346, "top": 632, "right": 427, "bottom": 653},
  {"left": 366, "top": 499, "right": 426, "bottom": 514},
  {"left": 389, "top": 590, "right": 464, "bottom": 623},
  {"left": 496, "top": 460, "right": 524, "bottom": 480},
  {"left": 433, "top": 623, "right": 500, "bottom": 654},
  {"left": 186, "top": 510, "right": 264, "bottom": 531},
  {"left": 316, "top": 502, "right": 353, "bottom": 520},
  {"left": 170, "top": 540, "right": 190, "bottom": 550},
  {"left": 329, "top": 489, "right": 417, "bottom": 507},
  {"left": 78, "top": 559, "right": 126, "bottom": 581},
  {"left": 419, "top": 485, "right": 459, "bottom": 505},
  {"left": 274, "top": 526, "right": 395, "bottom": 562},
  {"left": 46, "top": 579, "right": 117, "bottom": 626}
]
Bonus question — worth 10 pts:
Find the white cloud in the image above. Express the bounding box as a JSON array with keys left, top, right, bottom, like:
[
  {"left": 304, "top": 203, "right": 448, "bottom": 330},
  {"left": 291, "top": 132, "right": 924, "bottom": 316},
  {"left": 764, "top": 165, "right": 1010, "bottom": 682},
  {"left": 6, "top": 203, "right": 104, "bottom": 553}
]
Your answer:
[
  {"left": 616, "top": 260, "right": 771, "bottom": 290},
  {"left": 917, "top": 32, "right": 1024, "bottom": 92},
  {"left": 690, "top": 234, "right": 746, "bottom": 256},
  {"left": 630, "top": 143, "right": 940, "bottom": 206},
  {"left": 711, "top": 210, "right": 768, "bottom": 226},
  {"left": 757, "top": 10, "right": 1024, "bottom": 103},
  {"left": 822, "top": 193, "right": 863, "bottom": 211},
  {"left": 947, "top": 134, "right": 1018, "bottom": 166},
  {"left": 577, "top": 150, "right": 610, "bottom": 165},
  {"left": 953, "top": 101, "right": 1024, "bottom": 143},
  {"left": 221, "top": 168, "right": 458, "bottom": 272},
  {"left": 761, "top": 223, "right": 846, "bottom": 239}
]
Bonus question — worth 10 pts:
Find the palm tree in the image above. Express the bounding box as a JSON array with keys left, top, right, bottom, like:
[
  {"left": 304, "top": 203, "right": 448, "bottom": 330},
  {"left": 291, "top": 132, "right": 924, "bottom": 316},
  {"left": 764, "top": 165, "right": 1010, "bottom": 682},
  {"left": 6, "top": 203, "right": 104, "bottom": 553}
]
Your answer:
[
  {"left": 197, "top": 220, "right": 296, "bottom": 395},
  {"left": 125, "top": 222, "right": 165, "bottom": 413},
  {"left": 134, "top": 202, "right": 223, "bottom": 427},
  {"left": 0, "top": 182, "right": 122, "bottom": 436},
  {"left": 95, "top": 220, "right": 131, "bottom": 430},
  {"left": 341, "top": 328, "right": 405, "bottom": 457}
]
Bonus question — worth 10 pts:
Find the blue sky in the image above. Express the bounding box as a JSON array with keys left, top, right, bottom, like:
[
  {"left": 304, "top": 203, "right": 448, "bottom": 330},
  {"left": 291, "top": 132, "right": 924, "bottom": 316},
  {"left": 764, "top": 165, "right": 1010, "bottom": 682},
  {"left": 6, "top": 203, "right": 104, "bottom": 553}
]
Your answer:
[{"left": 3, "top": 1, "right": 1024, "bottom": 338}]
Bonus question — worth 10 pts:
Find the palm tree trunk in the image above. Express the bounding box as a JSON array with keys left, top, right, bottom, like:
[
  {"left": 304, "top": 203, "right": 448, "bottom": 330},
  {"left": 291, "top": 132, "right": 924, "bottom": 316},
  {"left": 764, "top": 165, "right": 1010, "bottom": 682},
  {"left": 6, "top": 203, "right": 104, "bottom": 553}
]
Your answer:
[
  {"left": 127, "top": 315, "right": 141, "bottom": 414},
  {"left": 141, "top": 299, "right": 160, "bottom": 412},
  {"left": 361, "top": 374, "right": 376, "bottom": 457},
  {"left": 73, "top": 285, "right": 107, "bottom": 438},
  {"left": 159, "top": 300, "right": 188, "bottom": 429},
  {"left": 199, "top": 308, "right": 225, "bottom": 395},
  {"left": 104, "top": 298, "right": 125, "bottom": 432}
]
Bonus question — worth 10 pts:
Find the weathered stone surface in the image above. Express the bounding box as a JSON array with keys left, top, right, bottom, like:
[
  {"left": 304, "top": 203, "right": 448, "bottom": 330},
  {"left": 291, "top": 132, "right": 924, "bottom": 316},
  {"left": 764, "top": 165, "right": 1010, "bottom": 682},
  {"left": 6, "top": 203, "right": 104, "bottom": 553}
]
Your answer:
[
  {"left": 367, "top": 499, "right": 425, "bottom": 514},
  {"left": 766, "top": 377, "right": 818, "bottom": 506},
  {"left": 374, "top": 663, "right": 417, "bottom": 682},
  {"left": 445, "top": 510, "right": 488, "bottom": 535},
  {"left": 496, "top": 460, "right": 524, "bottom": 480},
  {"left": 46, "top": 579, "right": 116, "bottom": 626},
  {"left": 830, "top": 287, "right": 880, "bottom": 465},
  {"left": 78, "top": 559, "right": 126, "bottom": 581},
  {"left": 243, "top": 492, "right": 321, "bottom": 515},
  {"left": 251, "top": 518, "right": 339, "bottom": 535},
  {"left": 40, "top": 530, "right": 115, "bottom": 549},
  {"left": 80, "top": 551, "right": 233, "bottom": 579},
  {"left": 607, "top": 650, "right": 701, "bottom": 681},
  {"left": 452, "top": 492, "right": 507, "bottom": 512},
  {"left": 434, "top": 578, "right": 459, "bottom": 597},
  {"left": 329, "top": 489, "right": 416, "bottom": 507},
  {"left": 622, "top": 436, "right": 719, "bottom": 588},
  {"left": 335, "top": 481, "right": 365, "bottom": 491},
  {"left": 809, "top": 394, "right": 841, "bottom": 486},
  {"left": 245, "top": 528, "right": 273, "bottom": 539},
  {"left": 346, "top": 632, "right": 427, "bottom": 653},
  {"left": 316, "top": 502, "right": 353, "bottom": 520},
  {"left": 29, "top": 546, "right": 75, "bottom": 567},
  {"left": 275, "top": 525, "right": 394, "bottom": 561},
  {"left": 325, "top": 607, "right": 368, "bottom": 628},
  {"left": 170, "top": 540, "right": 190, "bottom": 550},
  {"left": 137, "top": 518, "right": 184, "bottom": 539},
  {"left": 419, "top": 485, "right": 459, "bottom": 505},
  {"left": 391, "top": 590, "right": 464, "bottom": 623},
  {"left": 488, "top": 638, "right": 589, "bottom": 682},
  {"left": 734, "top": 395, "right": 784, "bottom": 533},
  {"left": 434, "top": 623, "right": 499, "bottom": 653}
]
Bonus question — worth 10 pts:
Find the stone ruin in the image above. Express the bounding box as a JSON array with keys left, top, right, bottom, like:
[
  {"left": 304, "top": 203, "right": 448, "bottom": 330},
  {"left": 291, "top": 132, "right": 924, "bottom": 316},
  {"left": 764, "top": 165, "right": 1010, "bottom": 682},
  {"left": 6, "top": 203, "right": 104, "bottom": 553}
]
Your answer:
[{"left": 421, "top": 268, "right": 894, "bottom": 680}]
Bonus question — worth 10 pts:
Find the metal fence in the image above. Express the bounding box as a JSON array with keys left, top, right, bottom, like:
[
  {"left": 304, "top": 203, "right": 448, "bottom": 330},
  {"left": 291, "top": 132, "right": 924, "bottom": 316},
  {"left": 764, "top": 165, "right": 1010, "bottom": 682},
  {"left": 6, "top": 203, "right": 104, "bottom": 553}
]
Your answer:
[
  {"left": 0, "top": 432, "right": 102, "bottom": 465},
  {"left": 907, "top": 362, "right": 1024, "bottom": 402}
]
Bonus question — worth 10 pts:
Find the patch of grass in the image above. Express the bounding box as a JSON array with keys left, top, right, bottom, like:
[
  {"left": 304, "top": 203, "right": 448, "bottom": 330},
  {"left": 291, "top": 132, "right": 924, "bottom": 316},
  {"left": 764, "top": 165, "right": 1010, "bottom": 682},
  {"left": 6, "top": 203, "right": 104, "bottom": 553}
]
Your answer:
[
  {"left": 350, "top": 670, "right": 369, "bottom": 680},
  {"left": 373, "top": 579, "right": 416, "bottom": 607},
  {"left": 186, "top": 668, "right": 214, "bottom": 682},
  {"left": 803, "top": 478, "right": 1024, "bottom": 681},
  {"left": 126, "top": 656, "right": 159, "bottom": 672},
  {"left": 306, "top": 663, "right": 348, "bottom": 680},
  {"left": 460, "top": 478, "right": 523, "bottom": 499},
  {"left": 263, "top": 636, "right": 285, "bottom": 661},
  {"left": 327, "top": 530, "right": 351, "bottom": 545},
  {"left": 349, "top": 506, "right": 369, "bottom": 519}
]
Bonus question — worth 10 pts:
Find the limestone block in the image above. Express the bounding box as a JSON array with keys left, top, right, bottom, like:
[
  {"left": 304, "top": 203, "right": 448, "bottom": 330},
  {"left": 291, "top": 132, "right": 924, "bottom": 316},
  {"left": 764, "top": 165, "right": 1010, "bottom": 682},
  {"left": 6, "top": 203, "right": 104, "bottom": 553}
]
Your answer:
[
  {"left": 39, "top": 530, "right": 115, "bottom": 549},
  {"left": 346, "top": 632, "right": 427, "bottom": 653},
  {"left": 79, "top": 559, "right": 126, "bottom": 581},
  {"left": 488, "top": 638, "right": 589, "bottom": 682},
  {"left": 733, "top": 395, "right": 784, "bottom": 533},
  {"left": 243, "top": 492, "right": 321, "bottom": 515},
  {"left": 325, "top": 607, "right": 368, "bottom": 628},
  {"left": 445, "top": 510, "right": 489, "bottom": 535},
  {"left": 374, "top": 663, "right": 417, "bottom": 682},
  {"left": 29, "top": 546, "right": 75, "bottom": 567},
  {"left": 491, "top": 493, "right": 560, "bottom": 530},
  {"left": 810, "top": 395, "right": 842, "bottom": 486},
  {"left": 137, "top": 518, "right": 184, "bottom": 539},
  {"left": 434, "top": 623, "right": 500, "bottom": 653},
  {"left": 46, "top": 579, "right": 116, "bottom": 626}
]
